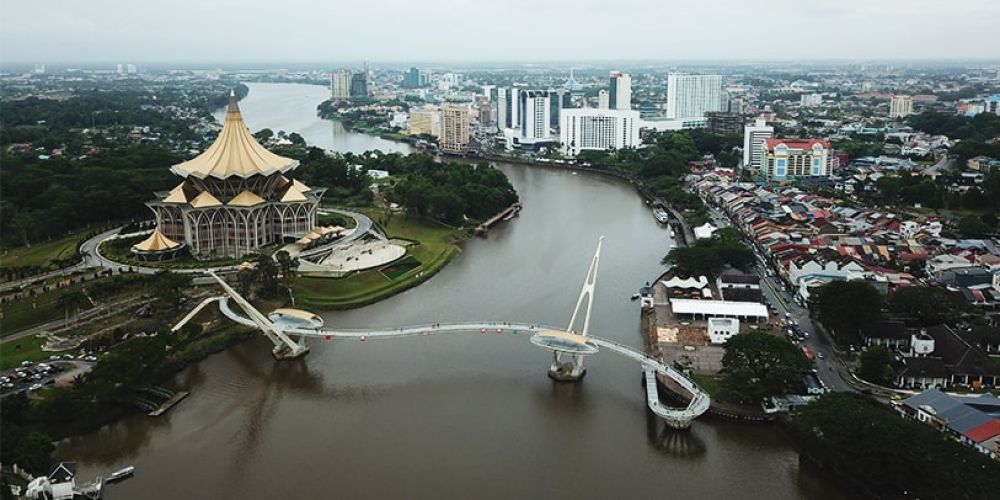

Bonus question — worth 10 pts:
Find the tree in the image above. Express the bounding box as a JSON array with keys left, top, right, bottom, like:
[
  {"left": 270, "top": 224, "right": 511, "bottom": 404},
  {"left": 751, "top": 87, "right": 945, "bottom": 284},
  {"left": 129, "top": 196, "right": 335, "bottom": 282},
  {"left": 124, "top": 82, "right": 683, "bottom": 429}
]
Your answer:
[
  {"left": 720, "top": 331, "right": 810, "bottom": 404},
  {"left": 957, "top": 215, "right": 991, "bottom": 237},
  {"left": 255, "top": 253, "right": 281, "bottom": 298},
  {"left": 791, "top": 393, "right": 1000, "bottom": 499},
  {"left": 274, "top": 250, "right": 299, "bottom": 288},
  {"left": 150, "top": 271, "right": 193, "bottom": 312},
  {"left": 57, "top": 289, "right": 90, "bottom": 324},
  {"left": 858, "top": 345, "right": 893, "bottom": 385},
  {"left": 811, "top": 280, "right": 883, "bottom": 344},
  {"left": 253, "top": 128, "right": 274, "bottom": 142},
  {"left": 887, "top": 286, "right": 967, "bottom": 326},
  {"left": 662, "top": 227, "right": 753, "bottom": 277}
]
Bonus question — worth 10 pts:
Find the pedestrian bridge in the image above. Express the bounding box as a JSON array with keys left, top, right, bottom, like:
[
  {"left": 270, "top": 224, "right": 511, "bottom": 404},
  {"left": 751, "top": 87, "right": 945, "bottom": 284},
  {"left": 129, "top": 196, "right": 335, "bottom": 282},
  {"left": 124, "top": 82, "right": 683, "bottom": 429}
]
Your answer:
[
  {"left": 211, "top": 297, "right": 710, "bottom": 428},
  {"left": 178, "top": 237, "right": 710, "bottom": 428}
]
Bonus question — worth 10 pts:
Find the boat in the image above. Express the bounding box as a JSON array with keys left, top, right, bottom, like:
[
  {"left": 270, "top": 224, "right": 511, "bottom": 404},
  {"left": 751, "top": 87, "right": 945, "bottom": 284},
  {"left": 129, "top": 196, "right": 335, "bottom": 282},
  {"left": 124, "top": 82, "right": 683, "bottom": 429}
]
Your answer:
[
  {"left": 106, "top": 466, "right": 135, "bottom": 483},
  {"left": 630, "top": 293, "right": 640, "bottom": 301},
  {"left": 652, "top": 208, "right": 669, "bottom": 224},
  {"left": 669, "top": 227, "right": 676, "bottom": 239},
  {"left": 572, "top": 171, "right": 578, "bottom": 175}
]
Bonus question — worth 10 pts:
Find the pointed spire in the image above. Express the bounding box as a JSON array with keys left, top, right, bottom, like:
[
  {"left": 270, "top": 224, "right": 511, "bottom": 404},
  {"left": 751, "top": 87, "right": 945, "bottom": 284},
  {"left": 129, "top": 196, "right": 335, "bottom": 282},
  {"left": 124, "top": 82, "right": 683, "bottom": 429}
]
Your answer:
[{"left": 227, "top": 89, "right": 241, "bottom": 117}]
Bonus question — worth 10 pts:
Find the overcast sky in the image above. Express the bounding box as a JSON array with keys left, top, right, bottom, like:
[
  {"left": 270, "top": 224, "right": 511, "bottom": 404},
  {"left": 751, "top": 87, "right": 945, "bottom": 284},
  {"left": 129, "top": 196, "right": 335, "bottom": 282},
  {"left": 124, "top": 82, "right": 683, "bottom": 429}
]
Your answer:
[{"left": 2, "top": 0, "right": 999, "bottom": 64}]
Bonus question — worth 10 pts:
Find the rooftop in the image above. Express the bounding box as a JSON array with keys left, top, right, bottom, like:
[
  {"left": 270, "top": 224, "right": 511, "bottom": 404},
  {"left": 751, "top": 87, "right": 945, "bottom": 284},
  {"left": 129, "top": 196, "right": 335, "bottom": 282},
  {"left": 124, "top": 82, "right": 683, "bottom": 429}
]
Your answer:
[{"left": 170, "top": 92, "right": 299, "bottom": 180}]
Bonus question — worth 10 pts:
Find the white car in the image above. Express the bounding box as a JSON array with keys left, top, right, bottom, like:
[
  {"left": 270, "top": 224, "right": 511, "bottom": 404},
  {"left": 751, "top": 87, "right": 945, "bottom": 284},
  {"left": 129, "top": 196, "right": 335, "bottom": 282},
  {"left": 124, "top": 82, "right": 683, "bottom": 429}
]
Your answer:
[{"left": 29, "top": 383, "right": 43, "bottom": 391}]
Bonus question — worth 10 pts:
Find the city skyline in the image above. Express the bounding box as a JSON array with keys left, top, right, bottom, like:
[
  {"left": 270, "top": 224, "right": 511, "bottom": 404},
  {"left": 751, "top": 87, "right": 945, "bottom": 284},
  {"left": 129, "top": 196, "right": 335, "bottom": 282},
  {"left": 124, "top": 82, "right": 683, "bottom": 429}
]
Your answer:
[{"left": 2, "top": 0, "right": 1000, "bottom": 64}]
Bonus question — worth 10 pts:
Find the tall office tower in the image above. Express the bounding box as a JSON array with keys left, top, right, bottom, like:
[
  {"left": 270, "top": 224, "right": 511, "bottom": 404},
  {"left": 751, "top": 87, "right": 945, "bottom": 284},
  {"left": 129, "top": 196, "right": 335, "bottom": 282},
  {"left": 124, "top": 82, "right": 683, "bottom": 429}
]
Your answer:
[
  {"left": 403, "top": 67, "right": 422, "bottom": 88},
  {"left": 519, "top": 90, "right": 551, "bottom": 140},
  {"left": 609, "top": 71, "right": 632, "bottom": 110},
  {"left": 598, "top": 90, "right": 610, "bottom": 109},
  {"left": 350, "top": 71, "right": 369, "bottom": 98},
  {"left": 440, "top": 105, "right": 471, "bottom": 153},
  {"left": 116, "top": 63, "right": 124, "bottom": 74},
  {"left": 889, "top": 94, "right": 913, "bottom": 119},
  {"left": 559, "top": 108, "right": 641, "bottom": 156},
  {"left": 742, "top": 118, "right": 774, "bottom": 170},
  {"left": 126, "top": 64, "right": 137, "bottom": 74},
  {"left": 987, "top": 95, "right": 1000, "bottom": 115},
  {"left": 552, "top": 88, "right": 569, "bottom": 127},
  {"left": 331, "top": 70, "right": 352, "bottom": 99},
  {"left": 665, "top": 73, "right": 723, "bottom": 119},
  {"left": 495, "top": 87, "right": 522, "bottom": 131},
  {"left": 761, "top": 138, "right": 831, "bottom": 181}
]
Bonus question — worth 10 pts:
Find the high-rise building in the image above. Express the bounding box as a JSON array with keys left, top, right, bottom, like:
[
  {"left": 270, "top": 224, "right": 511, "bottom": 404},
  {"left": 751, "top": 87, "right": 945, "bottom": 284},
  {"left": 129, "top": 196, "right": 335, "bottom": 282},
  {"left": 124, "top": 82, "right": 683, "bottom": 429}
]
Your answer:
[
  {"left": 519, "top": 90, "right": 551, "bottom": 141},
  {"left": 986, "top": 95, "right": 1000, "bottom": 115},
  {"left": 495, "top": 87, "right": 523, "bottom": 131},
  {"left": 598, "top": 90, "right": 609, "bottom": 110},
  {"left": 800, "top": 93, "right": 823, "bottom": 107},
  {"left": 403, "top": 67, "right": 426, "bottom": 88},
  {"left": 761, "top": 138, "right": 831, "bottom": 181},
  {"left": 666, "top": 73, "right": 723, "bottom": 119},
  {"left": 743, "top": 118, "right": 774, "bottom": 170},
  {"left": 331, "top": 70, "right": 351, "bottom": 99},
  {"left": 350, "top": 72, "right": 369, "bottom": 98},
  {"left": 116, "top": 63, "right": 124, "bottom": 75},
  {"left": 440, "top": 105, "right": 470, "bottom": 154},
  {"left": 559, "top": 108, "right": 640, "bottom": 156},
  {"left": 408, "top": 108, "right": 441, "bottom": 137},
  {"left": 890, "top": 94, "right": 913, "bottom": 119},
  {"left": 609, "top": 71, "right": 632, "bottom": 110},
  {"left": 134, "top": 93, "right": 324, "bottom": 260}
]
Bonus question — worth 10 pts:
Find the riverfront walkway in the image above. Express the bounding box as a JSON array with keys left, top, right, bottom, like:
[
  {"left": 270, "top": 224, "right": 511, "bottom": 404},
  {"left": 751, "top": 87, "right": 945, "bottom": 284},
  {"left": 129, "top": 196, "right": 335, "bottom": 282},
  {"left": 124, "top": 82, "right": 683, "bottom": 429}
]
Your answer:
[{"left": 216, "top": 297, "right": 710, "bottom": 427}]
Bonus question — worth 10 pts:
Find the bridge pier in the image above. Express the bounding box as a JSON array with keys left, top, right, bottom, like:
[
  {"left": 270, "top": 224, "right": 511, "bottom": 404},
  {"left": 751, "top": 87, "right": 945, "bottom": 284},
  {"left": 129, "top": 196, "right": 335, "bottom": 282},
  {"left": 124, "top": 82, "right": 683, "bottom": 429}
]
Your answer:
[
  {"left": 548, "top": 351, "right": 586, "bottom": 382},
  {"left": 272, "top": 337, "right": 309, "bottom": 360}
]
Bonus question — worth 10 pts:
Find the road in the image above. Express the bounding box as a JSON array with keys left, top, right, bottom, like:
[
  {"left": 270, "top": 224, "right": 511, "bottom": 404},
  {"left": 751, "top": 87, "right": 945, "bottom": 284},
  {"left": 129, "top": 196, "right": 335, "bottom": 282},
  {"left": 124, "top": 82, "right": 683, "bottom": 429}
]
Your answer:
[{"left": 706, "top": 206, "right": 853, "bottom": 392}]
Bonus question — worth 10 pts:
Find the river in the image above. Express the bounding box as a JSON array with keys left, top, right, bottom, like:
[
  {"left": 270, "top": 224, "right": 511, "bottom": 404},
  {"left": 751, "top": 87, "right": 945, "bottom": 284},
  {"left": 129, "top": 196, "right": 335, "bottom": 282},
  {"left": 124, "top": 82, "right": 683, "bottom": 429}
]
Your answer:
[{"left": 54, "top": 82, "right": 846, "bottom": 499}]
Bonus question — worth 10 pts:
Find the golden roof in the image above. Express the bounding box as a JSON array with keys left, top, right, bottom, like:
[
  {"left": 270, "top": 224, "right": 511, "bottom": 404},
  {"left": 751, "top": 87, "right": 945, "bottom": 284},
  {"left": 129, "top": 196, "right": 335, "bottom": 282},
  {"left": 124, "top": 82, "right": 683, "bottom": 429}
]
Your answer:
[
  {"left": 228, "top": 190, "right": 266, "bottom": 207},
  {"left": 279, "top": 184, "right": 309, "bottom": 202},
  {"left": 132, "top": 229, "right": 182, "bottom": 252},
  {"left": 271, "top": 308, "right": 320, "bottom": 322},
  {"left": 170, "top": 91, "right": 299, "bottom": 180},
  {"left": 190, "top": 190, "right": 223, "bottom": 208},
  {"left": 162, "top": 183, "right": 189, "bottom": 203}
]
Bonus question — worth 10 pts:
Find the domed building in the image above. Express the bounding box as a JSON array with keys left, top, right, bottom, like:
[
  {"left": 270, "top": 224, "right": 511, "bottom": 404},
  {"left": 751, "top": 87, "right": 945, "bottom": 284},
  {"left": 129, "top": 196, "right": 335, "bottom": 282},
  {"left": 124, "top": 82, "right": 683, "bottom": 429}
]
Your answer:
[{"left": 134, "top": 92, "right": 325, "bottom": 260}]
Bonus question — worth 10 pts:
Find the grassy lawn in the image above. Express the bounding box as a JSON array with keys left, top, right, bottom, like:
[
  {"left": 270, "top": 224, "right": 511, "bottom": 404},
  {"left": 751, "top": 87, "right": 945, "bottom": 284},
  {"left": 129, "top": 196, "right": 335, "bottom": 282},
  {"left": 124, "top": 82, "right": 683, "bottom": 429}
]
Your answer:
[
  {"left": 691, "top": 374, "right": 724, "bottom": 397},
  {"left": 293, "top": 214, "right": 463, "bottom": 309},
  {"left": 0, "top": 234, "right": 82, "bottom": 270},
  {"left": 0, "top": 335, "right": 49, "bottom": 371}
]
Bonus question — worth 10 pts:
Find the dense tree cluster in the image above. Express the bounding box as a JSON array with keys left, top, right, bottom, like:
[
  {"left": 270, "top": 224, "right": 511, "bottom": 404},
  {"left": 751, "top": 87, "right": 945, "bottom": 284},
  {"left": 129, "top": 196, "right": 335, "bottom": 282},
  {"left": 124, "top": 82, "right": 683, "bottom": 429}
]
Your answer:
[
  {"left": 908, "top": 112, "right": 1000, "bottom": 163},
  {"left": 857, "top": 345, "right": 894, "bottom": 385},
  {"left": 720, "top": 331, "right": 810, "bottom": 403},
  {"left": 379, "top": 154, "right": 517, "bottom": 224},
  {"left": 661, "top": 227, "right": 754, "bottom": 277},
  {"left": 810, "top": 280, "right": 883, "bottom": 344},
  {"left": 790, "top": 392, "right": 1000, "bottom": 499},
  {"left": 0, "top": 145, "right": 180, "bottom": 247},
  {"left": 886, "top": 285, "right": 968, "bottom": 326}
]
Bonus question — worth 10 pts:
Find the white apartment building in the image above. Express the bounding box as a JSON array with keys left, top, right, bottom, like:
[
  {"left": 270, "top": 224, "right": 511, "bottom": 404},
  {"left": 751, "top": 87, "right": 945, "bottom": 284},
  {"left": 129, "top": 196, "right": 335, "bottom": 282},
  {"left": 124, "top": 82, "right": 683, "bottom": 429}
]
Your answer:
[
  {"left": 598, "top": 90, "right": 609, "bottom": 110},
  {"left": 518, "top": 90, "right": 551, "bottom": 141},
  {"left": 666, "top": 73, "right": 723, "bottom": 119},
  {"left": 742, "top": 118, "right": 774, "bottom": 170},
  {"left": 800, "top": 93, "right": 823, "bottom": 107},
  {"left": 559, "top": 108, "right": 641, "bottom": 156},
  {"left": 331, "top": 69, "right": 351, "bottom": 100},
  {"left": 609, "top": 71, "right": 632, "bottom": 110},
  {"left": 890, "top": 94, "right": 913, "bottom": 119}
]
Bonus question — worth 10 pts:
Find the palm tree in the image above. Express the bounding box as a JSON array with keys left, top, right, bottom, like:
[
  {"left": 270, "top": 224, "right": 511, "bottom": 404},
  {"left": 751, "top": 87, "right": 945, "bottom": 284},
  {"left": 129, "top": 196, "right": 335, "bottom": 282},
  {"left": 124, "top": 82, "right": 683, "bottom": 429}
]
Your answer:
[{"left": 58, "top": 289, "right": 90, "bottom": 325}]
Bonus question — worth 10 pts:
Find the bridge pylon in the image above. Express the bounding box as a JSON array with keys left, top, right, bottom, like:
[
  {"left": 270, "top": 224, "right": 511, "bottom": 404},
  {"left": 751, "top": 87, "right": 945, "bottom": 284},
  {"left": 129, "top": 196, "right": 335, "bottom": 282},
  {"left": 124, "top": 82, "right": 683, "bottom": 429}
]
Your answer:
[{"left": 539, "top": 236, "right": 604, "bottom": 382}]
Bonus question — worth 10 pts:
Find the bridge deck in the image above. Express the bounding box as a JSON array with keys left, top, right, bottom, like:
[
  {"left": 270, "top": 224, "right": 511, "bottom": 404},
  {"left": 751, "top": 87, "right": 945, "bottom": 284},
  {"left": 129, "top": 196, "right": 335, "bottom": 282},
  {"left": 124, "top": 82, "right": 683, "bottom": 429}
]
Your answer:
[{"left": 218, "top": 297, "right": 709, "bottom": 426}]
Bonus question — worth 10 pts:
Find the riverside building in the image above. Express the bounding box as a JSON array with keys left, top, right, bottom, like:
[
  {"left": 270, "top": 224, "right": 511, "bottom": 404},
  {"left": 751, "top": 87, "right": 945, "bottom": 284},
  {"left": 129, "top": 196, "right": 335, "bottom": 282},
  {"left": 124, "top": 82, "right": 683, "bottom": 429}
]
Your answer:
[
  {"left": 559, "top": 108, "right": 640, "bottom": 156},
  {"left": 761, "top": 138, "right": 832, "bottom": 181},
  {"left": 133, "top": 93, "right": 325, "bottom": 260}
]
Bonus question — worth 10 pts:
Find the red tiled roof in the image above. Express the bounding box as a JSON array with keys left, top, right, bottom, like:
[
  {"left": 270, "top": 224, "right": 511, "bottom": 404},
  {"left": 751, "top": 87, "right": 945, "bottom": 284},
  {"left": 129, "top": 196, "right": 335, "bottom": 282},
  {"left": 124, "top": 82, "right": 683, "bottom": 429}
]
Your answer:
[
  {"left": 964, "top": 419, "right": 1000, "bottom": 443},
  {"left": 765, "top": 138, "right": 831, "bottom": 151}
]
